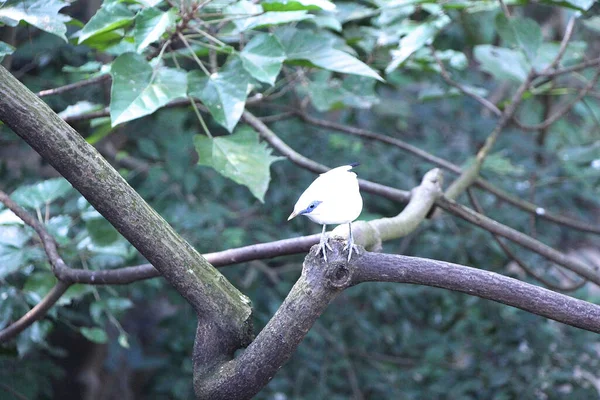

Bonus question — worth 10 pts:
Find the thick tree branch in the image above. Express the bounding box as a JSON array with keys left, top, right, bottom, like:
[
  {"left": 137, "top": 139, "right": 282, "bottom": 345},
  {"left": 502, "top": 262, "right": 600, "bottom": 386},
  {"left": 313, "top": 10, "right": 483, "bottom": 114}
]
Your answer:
[
  {"left": 245, "top": 110, "right": 599, "bottom": 282},
  {"left": 0, "top": 167, "right": 440, "bottom": 342},
  {"left": 195, "top": 240, "right": 600, "bottom": 398},
  {"left": 0, "top": 65, "right": 253, "bottom": 357},
  {"left": 353, "top": 248, "right": 600, "bottom": 333}
]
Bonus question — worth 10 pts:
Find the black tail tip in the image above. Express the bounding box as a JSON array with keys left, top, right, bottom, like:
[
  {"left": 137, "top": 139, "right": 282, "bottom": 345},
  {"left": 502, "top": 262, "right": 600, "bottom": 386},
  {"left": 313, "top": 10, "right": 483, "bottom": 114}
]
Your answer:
[{"left": 349, "top": 162, "right": 360, "bottom": 168}]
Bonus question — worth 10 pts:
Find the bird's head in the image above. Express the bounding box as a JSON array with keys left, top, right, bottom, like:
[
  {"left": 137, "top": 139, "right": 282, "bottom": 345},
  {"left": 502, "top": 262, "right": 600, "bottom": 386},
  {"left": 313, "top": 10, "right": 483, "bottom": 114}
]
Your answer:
[{"left": 287, "top": 200, "right": 323, "bottom": 221}]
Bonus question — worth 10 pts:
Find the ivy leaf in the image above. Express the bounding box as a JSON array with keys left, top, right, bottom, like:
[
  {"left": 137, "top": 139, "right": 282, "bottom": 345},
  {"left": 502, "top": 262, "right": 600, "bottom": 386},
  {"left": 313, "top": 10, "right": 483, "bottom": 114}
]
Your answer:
[
  {"left": 134, "top": 8, "right": 178, "bottom": 52},
  {"left": 80, "top": 327, "right": 109, "bottom": 344},
  {"left": 78, "top": 2, "right": 135, "bottom": 44},
  {"left": 0, "top": 0, "right": 70, "bottom": 41},
  {"left": 0, "top": 41, "right": 15, "bottom": 61},
  {"left": 305, "top": 72, "right": 379, "bottom": 112},
  {"left": 193, "top": 127, "right": 284, "bottom": 202},
  {"left": 188, "top": 56, "right": 250, "bottom": 132},
  {"left": 0, "top": 245, "right": 29, "bottom": 278},
  {"left": 386, "top": 15, "right": 451, "bottom": 73},
  {"left": 261, "top": 0, "right": 336, "bottom": 12},
  {"left": 10, "top": 178, "right": 73, "bottom": 209},
  {"left": 110, "top": 53, "right": 187, "bottom": 126},
  {"left": 225, "top": 0, "right": 313, "bottom": 32},
  {"left": 275, "top": 27, "right": 383, "bottom": 81},
  {"left": 541, "top": 0, "right": 594, "bottom": 11},
  {"left": 240, "top": 33, "right": 286, "bottom": 85},
  {"left": 474, "top": 45, "right": 529, "bottom": 83},
  {"left": 495, "top": 14, "right": 542, "bottom": 62}
]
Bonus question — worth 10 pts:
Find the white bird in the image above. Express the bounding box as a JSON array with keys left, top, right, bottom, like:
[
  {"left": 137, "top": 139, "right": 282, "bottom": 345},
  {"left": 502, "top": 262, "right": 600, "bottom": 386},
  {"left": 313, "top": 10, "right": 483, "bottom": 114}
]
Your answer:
[{"left": 288, "top": 163, "right": 363, "bottom": 262}]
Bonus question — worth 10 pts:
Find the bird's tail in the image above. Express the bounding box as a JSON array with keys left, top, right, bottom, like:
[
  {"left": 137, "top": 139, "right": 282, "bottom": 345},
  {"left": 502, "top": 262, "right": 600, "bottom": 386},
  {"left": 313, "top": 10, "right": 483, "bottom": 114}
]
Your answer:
[{"left": 349, "top": 162, "right": 360, "bottom": 168}]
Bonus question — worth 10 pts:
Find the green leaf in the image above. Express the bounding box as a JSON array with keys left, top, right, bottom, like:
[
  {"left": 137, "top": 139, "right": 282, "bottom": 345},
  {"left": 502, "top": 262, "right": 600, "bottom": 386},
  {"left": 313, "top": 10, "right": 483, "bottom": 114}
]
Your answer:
[
  {"left": 188, "top": 56, "right": 250, "bottom": 132},
  {"left": 85, "top": 217, "right": 120, "bottom": 246},
  {"left": 474, "top": 45, "right": 529, "bottom": 83},
  {"left": 22, "top": 273, "right": 92, "bottom": 307},
  {"left": 305, "top": 72, "right": 379, "bottom": 112},
  {"left": 532, "top": 41, "right": 586, "bottom": 72},
  {"left": 0, "top": 0, "right": 70, "bottom": 41},
  {"left": 78, "top": 2, "right": 134, "bottom": 44},
  {"left": 90, "top": 298, "right": 133, "bottom": 324},
  {"left": 495, "top": 14, "right": 542, "bottom": 62},
  {"left": 482, "top": 153, "right": 525, "bottom": 177},
  {"left": 386, "top": 15, "right": 451, "bottom": 73},
  {"left": 193, "top": 126, "right": 284, "bottom": 202},
  {"left": 80, "top": 327, "right": 108, "bottom": 344},
  {"left": 240, "top": 33, "right": 286, "bottom": 85},
  {"left": 261, "top": 0, "right": 336, "bottom": 12},
  {"left": 275, "top": 27, "right": 383, "bottom": 81},
  {"left": 110, "top": 53, "right": 187, "bottom": 126},
  {"left": 225, "top": 0, "right": 313, "bottom": 32},
  {"left": 134, "top": 8, "right": 177, "bottom": 52},
  {"left": 542, "top": 0, "right": 594, "bottom": 11},
  {"left": 0, "top": 225, "right": 31, "bottom": 248},
  {"left": 0, "top": 244, "right": 29, "bottom": 278},
  {"left": 309, "top": 14, "right": 342, "bottom": 32},
  {"left": 0, "top": 41, "right": 15, "bottom": 61},
  {"left": 583, "top": 16, "right": 600, "bottom": 33},
  {"left": 418, "top": 84, "right": 488, "bottom": 101},
  {"left": 10, "top": 178, "right": 73, "bottom": 209}
]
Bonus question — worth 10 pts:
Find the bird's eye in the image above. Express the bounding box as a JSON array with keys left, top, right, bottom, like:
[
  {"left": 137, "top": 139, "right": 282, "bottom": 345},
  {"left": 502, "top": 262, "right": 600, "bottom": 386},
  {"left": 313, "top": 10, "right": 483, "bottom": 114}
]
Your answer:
[{"left": 309, "top": 204, "right": 315, "bottom": 209}]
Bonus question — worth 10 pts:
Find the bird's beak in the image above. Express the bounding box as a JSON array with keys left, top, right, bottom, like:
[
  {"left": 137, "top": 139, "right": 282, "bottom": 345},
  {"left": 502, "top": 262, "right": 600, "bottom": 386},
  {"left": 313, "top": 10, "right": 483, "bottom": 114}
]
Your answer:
[{"left": 287, "top": 210, "right": 299, "bottom": 221}]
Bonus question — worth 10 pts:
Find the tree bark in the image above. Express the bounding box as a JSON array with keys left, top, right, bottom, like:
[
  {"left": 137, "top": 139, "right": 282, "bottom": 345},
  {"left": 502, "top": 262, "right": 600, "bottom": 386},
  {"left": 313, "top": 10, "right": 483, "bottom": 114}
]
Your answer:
[{"left": 0, "top": 65, "right": 253, "bottom": 364}]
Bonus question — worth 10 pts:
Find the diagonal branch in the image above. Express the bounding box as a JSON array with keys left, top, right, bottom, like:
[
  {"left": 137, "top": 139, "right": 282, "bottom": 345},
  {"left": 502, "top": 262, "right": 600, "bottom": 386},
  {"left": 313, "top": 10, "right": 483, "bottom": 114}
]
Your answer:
[
  {"left": 244, "top": 109, "right": 600, "bottom": 284},
  {"left": 241, "top": 110, "right": 412, "bottom": 203},
  {"left": 194, "top": 241, "right": 600, "bottom": 399},
  {"left": 514, "top": 69, "right": 600, "bottom": 131},
  {"left": 0, "top": 190, "right": 71, "bottom": 279},
  {"left": 0, "top": 281, "right": 71, "bottom": 343},
  {"left": 430, "top": 45, "right": 501, "bottom": 117},
  {"left": 0, "top": 65, "right": 254, "bottom": 362},
  {"left": 466, "top": 189, "right": 586, "bottom": 292},
  {"left": 437, "top": 196, "right": 600, "bottom": 285},
  {"left": 297, "top": 113, "right": 600, "bottom": 234},
  {"left": 36, "top": 74, "right": 111, "bottom": 98}
]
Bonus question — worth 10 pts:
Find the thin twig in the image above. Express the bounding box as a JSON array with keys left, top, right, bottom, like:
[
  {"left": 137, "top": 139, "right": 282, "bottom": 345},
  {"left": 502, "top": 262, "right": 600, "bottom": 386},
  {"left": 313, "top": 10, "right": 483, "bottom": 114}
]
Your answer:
[
  {"left": 430, "top": 45, "right": 501, "bottom": 117},
  {"left": 178, "top": 32, "right": 211, "bottom": 75},
  {"left": 0, "top": 191, "right": 70, "bottom": 278},
  {"left": 540, "top": 16, "right": 577, "bottom": 76},
  {"left": 0, "top": 281, "right": 71, "bottom": 343},
  {"left": 498, "top": 0, "right": 511, "bottom": 17},
  {"left": 467, "top": 189, "right": 586, "bottom": 292},
  {"left": 36, "top": 74, "right": 110, "bottom": 98},
  {"left": 514, "top": 69, "right": 600, "bottom": 131},
  {"left": 0, "top": 383, "right": 29, "bottom": 400}
]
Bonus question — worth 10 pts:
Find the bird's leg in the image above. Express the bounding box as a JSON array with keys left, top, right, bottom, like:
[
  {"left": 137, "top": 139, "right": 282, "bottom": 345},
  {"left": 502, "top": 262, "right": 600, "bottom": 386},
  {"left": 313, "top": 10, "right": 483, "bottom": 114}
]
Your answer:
[
  {"left": 318, "top": 224, "right": 331, "bottom": 262},
  {"left": 343, "top": 222, "right": 359, "bottom": 262}
]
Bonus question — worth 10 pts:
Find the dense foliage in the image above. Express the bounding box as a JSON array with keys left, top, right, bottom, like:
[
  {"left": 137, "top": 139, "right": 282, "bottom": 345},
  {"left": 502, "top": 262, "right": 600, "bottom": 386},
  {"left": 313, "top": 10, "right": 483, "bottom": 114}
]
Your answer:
[{"left": 1, "top": 0, "right": 600, "bottom": 398}]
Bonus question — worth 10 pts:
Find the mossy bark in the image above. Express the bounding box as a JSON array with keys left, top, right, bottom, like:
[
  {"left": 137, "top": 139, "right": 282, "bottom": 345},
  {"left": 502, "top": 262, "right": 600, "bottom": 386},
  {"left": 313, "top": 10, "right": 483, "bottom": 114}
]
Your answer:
[{"left": 0, "top": 66, "right": 253, "bottom": 372}]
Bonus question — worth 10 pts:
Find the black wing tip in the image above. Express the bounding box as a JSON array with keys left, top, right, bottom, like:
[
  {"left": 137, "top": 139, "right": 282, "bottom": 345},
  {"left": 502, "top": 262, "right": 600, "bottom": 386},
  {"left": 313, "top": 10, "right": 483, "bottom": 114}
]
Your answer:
[{"left": 349, "top": 162, "right": 360, "bottom": 168}]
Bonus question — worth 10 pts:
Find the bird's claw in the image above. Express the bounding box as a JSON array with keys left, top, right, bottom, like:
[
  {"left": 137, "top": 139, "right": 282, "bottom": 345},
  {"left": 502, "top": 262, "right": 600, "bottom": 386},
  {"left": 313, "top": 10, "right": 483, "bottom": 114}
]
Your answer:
[{"left": 343, "top": 243, "right": 360, "bottom": 262}]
